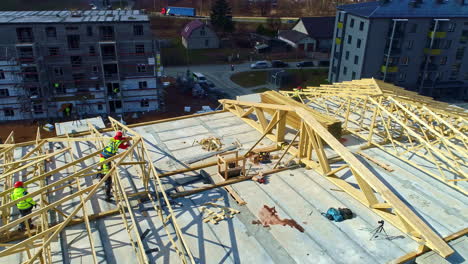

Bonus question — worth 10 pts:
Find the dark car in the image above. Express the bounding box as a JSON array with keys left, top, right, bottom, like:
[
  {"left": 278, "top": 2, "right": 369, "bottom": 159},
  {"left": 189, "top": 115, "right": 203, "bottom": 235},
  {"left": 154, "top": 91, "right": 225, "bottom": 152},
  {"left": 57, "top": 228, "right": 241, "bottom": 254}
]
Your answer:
[
  {"left": 296, "top": 61, "right": 315, "bottom": 67},
  {"left": 271, "top": 60, "right": 289, "bottom": 68}
]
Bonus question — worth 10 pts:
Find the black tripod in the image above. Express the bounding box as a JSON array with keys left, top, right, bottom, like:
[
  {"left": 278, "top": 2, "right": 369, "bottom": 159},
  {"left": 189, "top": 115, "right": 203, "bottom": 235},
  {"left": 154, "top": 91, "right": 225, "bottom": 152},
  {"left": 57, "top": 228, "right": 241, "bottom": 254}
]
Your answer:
[{"left": 369, "top": 220, "right": 390, "bottom": 240}]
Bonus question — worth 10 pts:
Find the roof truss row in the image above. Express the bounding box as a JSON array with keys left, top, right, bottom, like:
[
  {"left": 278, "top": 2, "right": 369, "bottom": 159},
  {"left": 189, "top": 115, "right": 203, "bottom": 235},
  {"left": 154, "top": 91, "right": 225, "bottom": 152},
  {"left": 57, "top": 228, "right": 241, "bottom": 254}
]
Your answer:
[{"left": 0, "top": 118, "right": 194, "bottom": 264}]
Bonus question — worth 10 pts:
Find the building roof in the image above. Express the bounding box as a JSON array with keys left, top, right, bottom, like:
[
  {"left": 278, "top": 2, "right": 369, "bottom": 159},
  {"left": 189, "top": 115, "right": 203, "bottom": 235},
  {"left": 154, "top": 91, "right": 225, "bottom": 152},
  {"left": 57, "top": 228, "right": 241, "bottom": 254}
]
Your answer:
[
  {"left": 278, "top": 30, "right": 310, "bottom": 44},
  {"left": 297, "top": 17, "right": 335, "bottom": 39},
  {"left": 0, "top": 10, "right": 148, "bottom": 24},
  {"left": 181, "top": 19, "right": 211, "bottom": 39},
  {"left": 338, "top": 0, "right": 468, "bottom": 18}
]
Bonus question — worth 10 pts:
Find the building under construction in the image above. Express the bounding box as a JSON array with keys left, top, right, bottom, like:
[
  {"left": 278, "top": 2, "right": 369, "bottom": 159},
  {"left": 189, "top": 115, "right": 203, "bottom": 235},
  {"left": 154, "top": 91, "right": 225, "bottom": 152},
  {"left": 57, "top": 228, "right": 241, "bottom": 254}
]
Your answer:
[
  {"left": 0, "top": 79, "right": 466, "bottom": 264},
  {"left": 0, "top": 10, "right": 161, "bottom": 121}
]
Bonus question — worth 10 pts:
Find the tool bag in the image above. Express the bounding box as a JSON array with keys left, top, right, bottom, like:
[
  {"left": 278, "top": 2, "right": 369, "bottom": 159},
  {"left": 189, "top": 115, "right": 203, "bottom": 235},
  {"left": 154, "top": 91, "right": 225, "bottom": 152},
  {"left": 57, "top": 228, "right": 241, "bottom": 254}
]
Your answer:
[
  {"left": 322, "top": 207, "right": 344, "bottom": 222},
  {"left": 339, "top": 208, "right": 353, "bottom": 220}
]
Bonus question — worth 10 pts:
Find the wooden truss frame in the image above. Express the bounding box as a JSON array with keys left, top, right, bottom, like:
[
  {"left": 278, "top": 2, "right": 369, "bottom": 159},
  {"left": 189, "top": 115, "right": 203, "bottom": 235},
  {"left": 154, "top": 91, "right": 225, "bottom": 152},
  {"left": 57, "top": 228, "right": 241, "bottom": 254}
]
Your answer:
[
  {"left": 220, "top": 99, "right": 453, "bottom": 258},
  {"left": 280, "top": 78, "right": 467, "bottom": 194},
  {"left": 0, "top": 117, "right": 194, "bottom": 264}
]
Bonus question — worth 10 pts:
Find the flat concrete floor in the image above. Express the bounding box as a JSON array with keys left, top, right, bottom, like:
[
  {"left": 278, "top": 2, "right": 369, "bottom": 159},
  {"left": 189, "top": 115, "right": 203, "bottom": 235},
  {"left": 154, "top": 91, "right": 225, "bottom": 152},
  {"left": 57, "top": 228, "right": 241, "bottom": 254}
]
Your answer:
[{"left": 1, "top": 111, "right": 467, "bottom": 264}]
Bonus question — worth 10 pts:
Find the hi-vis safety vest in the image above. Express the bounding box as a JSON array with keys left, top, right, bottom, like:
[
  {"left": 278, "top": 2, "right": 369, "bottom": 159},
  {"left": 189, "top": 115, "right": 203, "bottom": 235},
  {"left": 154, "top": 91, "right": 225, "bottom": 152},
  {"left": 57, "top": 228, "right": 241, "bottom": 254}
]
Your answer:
[
  {"left": 99, "top": 157, "right": 110, "bottom": 174},
  {"left": 11, "top": 187, "right": 36, "bottom": 210},
  {"left": 102, "top": 139, "right": 123, "bottom": 157}
]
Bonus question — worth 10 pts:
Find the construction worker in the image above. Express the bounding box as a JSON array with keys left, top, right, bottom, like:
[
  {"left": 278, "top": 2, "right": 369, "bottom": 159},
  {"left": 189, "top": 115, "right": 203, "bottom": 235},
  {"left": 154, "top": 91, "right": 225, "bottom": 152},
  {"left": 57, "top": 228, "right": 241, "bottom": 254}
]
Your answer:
[
  {"left": 101, "top": 131, "right": 130, "bottom": 159},
  {"left": 97, "top": 156, "right": 113, "bottom": 201},
  {"left": 11, "top": 181, "right": 36, "bottom": 231}
]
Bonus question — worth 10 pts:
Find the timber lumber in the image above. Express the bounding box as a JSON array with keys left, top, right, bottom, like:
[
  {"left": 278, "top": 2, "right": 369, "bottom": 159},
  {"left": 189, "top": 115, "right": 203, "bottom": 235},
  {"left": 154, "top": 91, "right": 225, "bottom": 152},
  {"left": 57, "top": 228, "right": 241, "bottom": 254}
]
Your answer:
[
  {"left": 158, "top": 161, "right": 219, "bottom": 178},
  {"left": 171, "top": 167, "right": 291, "bottom": 198},
  {"left": 357, "top": 152, "right": 394, "bottom": 172},
  {"left": 261, "top": 91, "right": 342, "bottom": 138}
]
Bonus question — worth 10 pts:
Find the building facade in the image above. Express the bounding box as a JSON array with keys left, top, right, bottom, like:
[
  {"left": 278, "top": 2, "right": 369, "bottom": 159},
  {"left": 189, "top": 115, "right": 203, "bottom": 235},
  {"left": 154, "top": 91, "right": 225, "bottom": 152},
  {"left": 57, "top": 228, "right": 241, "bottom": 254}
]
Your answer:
[
  {"left": 181, "top": 20, "right": 219, "bottom": 50},
  {"left": 0, "top": 10, "right": 161, "bottom": 121},
  {"left": 292, "top": 17, "right": 335, "bottom": 53},
  {"left": 329, "top": 0, "right": 468, "bottom": 99}
]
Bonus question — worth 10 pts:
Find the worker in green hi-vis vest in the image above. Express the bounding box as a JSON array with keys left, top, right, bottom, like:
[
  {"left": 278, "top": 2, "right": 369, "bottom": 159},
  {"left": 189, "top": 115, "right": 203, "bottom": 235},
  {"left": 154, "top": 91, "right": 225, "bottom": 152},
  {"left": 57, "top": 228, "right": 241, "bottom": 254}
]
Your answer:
[{"left": 11, "top": 181, "right": 36, "bottom": 231}]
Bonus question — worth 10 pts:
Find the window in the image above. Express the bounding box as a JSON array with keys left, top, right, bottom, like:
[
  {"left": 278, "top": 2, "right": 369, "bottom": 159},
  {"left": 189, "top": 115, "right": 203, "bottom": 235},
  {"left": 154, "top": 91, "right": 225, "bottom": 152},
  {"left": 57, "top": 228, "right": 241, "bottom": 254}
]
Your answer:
[
  {"left": 464, "top": 72, "right": 468, "bottom": 80},
  {"left": 456, "top": 47, "right": 465, "bottom": 60},
  {"left": 435, "top": 71, "right": 444, "bottom": 80},
  {"left": 0, "top": 70, "right": 4, "bottom": 79},
  {"left": 99, "top": 26, "right": 114, "bottom": 40},
  {"left": 461, "top": 30, "right": 468, "bottom": 43},
  {"left": 343, "top": 66, "right": 347, "bottom": 75},
  {"left": 401, "top": 57, "right": 409, "bottom": 65},
  {"left": 133, "top": 25, "right": 144, "bottom": 36},
  {"left": 347, "top": 35, "right": 352, "bottom": 44},
  {"left": 444, "top": 39, "right": 452, "bottom": 49},
  {"left": 140, "top": 99, "right": 149, "bottom": 107},
  {"left": 200, "top": 29, "right": 206, "bottom": 36},
  {"left": 449, "top": 71, "right": 459, "bottom": 80},
  {"left": 45, "top": 27, "right": 56, "bottom": 38},
  {"left": 357, "top": 39, "right": 361, "bottom": 48},
  {"left": 205, "top": 39, "right": 209, "bottom": 47},
  {"left": 0, "top": 89, "right": 9, "bottom": 97},
  {"left": 359, "top": 21, "right": 364, "bottom": 31},
  {"left": 398, "top": 72, "right": 406, "bottom": 81},
  {"left": 66, "top": 26, "right": 79, "bottom": 31},
  {"left": 92, "top": 66, "right": 99, "bottom": 73},
  {"left": 137, "top": 65, "right": 147, "bottom": 73},
  {"left": 115, "top": 101, "right": 122, "bottom": 109},
  {"left": 345, "top": 51, "right": 349, "bottom": 60},
  {"left": 354, "top": 55, "right": 359, "bottom": 65},
  {"left": 70, "top": 56, "right": 82, "bottom": 66},
  {"left": 48, "top": 47, "right": 59, "bottom": 56},
  {"left": 352, "top": 72, "right": 356, "bottom": 79},
  {"left": 448, "top": 22, "right": 456, "bottom": 32},
  {"left": 135, "top": 44, "right": 145, "bottom": 54},
  {"left": 97, "top": 104, "right": 103, "bottom": 110},
  {"left": 87, "top": 26, "right": 93, "bottom": 36},
  {"left": 440, "top": 56, "right": 447, "bottom": 65},
  {"left": 55, "top": 83, "right": 66, "bottom": 94},
  {"left": 67, "top": 35, "right": 80, "bottom": 49},
  {"left": 89, "top": 46, "right": 96, "bottom": 55},
  {"left": 350, "top": 19, "right": 354, "bottom": 28},
  {"left": 407, "top": 40, "right": 414, "bottom": 49},
  {"left": 54, "top": 67, "right": 63, "bottom": 76},
  {"left": 33, "top": 104, "right": 43, "bottom": 114},
  {"left": 4, "top": 109, "right": 14, "bottom": 117},
  {"left": 409, "top": 24, "right": 417, "bottom": 33},
  {"left": 95, "top": 84, "right": 101, "bottom": 91},
  {"left": 138, "top": 81, "right": 147, "bottom": 89}
]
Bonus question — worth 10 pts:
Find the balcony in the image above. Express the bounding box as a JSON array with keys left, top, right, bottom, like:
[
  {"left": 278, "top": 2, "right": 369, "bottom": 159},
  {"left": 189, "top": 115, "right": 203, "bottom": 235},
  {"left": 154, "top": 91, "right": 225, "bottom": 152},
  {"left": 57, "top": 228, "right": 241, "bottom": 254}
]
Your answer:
[
  {"left": 337, "top": 22, "right": 343, "bottom": 29},
  {"left": 428, "top": 31, "right": 447, "bottom": 38},
  {"left": 381, "top": 65, "right": 398, "bottom": 73},
  {"left": 335, "top": 38, "right": 342, "bottom": 45},
  {"left": 424, "top": 48, "right": 442, "bottom": 55},
  {"left": 102, "top": 54, "right": 117, "bottom": 61},
  {"left": 100, "top": 34, "right": 115, "bottom": 41}
]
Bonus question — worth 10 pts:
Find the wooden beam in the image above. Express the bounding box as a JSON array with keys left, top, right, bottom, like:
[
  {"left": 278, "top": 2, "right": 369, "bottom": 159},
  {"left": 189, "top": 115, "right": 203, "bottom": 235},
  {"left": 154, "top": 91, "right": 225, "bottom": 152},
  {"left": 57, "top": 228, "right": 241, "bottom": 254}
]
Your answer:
[{"left": 171, "top": 167, "right": 291, "bottom": 198}]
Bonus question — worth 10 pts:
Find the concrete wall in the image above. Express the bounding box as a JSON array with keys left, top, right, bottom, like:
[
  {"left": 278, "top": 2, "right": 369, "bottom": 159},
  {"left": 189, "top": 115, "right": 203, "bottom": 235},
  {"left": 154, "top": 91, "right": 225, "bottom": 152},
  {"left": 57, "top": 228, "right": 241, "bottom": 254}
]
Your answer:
[{"left": 183, "top": 26, "right": 219, "bottom": 49}]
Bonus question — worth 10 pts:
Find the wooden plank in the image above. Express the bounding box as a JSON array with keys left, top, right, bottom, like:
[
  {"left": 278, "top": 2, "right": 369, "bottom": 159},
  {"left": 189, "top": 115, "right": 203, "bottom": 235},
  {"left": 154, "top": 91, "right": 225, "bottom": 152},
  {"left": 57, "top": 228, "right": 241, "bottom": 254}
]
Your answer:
[{"left": 357, "top": 152, "right": 394, "bottom": 172}]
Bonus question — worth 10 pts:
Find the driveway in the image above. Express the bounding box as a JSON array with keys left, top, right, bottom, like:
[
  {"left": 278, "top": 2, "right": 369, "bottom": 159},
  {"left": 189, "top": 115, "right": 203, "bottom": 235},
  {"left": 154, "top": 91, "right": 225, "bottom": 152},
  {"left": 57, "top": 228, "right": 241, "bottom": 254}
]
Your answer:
[{"left": 164, "top": 61, "right": 328, "bottom": 98}]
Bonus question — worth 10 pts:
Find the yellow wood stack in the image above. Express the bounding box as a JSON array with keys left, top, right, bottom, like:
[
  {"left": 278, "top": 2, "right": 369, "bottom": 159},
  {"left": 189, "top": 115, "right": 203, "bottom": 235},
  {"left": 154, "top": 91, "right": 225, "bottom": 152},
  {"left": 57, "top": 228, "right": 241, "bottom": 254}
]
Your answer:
[{"left": 260, "top": 91, "right": 342, "bottom": 138}]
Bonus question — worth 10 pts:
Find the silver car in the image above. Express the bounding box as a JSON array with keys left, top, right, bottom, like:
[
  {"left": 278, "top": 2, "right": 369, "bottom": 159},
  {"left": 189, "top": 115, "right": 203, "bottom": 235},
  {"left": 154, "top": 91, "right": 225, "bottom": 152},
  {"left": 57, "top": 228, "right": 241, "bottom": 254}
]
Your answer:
[{"left": 250, "top": 61, "right": 269, "bottom": 69}]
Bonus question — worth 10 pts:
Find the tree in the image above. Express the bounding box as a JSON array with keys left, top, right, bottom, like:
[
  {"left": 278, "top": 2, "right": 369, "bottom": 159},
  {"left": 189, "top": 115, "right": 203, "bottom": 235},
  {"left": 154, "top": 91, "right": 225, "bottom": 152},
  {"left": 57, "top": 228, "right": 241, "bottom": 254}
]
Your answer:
[
  {"left": 266, "top": 16, "right": 282, "bottom": 35},
  {"left": 210, "top": 0, "right": 235, "bottom": 33}
]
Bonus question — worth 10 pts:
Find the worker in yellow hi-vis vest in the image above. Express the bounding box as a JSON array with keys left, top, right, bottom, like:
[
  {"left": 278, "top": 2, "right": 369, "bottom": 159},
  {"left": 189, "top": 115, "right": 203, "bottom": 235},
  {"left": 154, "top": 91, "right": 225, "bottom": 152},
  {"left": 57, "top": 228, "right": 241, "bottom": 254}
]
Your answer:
[
  {"left": 97, "top": 157, "right": 113, "bottom": 201},
  {"left": 11, "top": 181, "right": 36, "bottom": 231}
]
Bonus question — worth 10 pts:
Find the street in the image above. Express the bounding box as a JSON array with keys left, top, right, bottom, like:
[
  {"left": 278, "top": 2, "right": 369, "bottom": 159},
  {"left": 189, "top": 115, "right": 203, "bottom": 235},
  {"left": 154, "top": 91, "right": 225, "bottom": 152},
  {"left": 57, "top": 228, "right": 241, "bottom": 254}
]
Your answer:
[{"left": 164, "top": 61, "right": 328, "bottom": 98}]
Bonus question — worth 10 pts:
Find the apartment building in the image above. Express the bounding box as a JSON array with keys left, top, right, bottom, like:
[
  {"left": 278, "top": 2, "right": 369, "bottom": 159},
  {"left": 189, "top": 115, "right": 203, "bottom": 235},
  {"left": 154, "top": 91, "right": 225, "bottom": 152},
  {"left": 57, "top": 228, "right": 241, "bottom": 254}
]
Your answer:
[
  {"left": 0, "top": 10, "right": 161, "bottom": 121},
  {"left": 329, "top": 0, "right": 468, "bottom": 99}
]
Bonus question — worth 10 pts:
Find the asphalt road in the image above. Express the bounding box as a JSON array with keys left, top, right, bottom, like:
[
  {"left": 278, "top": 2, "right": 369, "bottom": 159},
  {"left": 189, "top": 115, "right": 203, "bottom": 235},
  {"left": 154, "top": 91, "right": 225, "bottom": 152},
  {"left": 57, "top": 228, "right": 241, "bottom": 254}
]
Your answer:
[{"left": 164, "top": 61, "right": 328, "bottom": 98}]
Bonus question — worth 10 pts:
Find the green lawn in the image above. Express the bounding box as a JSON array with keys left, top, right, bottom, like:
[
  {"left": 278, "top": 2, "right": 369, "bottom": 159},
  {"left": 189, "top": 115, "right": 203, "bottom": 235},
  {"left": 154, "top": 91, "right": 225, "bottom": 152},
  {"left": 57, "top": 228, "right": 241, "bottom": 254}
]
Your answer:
[
  {"left": 230, "top": 71, "right": 268, "bottom": 88},
  {"left": 283, "top": 68, "right": 329, "bottom": 89},
  {"left": 0, "top": 0, "right": 88, "bottom": 10}
]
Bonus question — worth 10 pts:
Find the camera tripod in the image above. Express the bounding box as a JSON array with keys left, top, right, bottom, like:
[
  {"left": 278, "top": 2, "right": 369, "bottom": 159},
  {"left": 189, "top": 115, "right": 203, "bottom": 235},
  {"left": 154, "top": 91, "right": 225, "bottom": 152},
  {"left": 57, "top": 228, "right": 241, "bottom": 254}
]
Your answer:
[{"left": 369, "top": 220, "right": 390, "bottom": 240}]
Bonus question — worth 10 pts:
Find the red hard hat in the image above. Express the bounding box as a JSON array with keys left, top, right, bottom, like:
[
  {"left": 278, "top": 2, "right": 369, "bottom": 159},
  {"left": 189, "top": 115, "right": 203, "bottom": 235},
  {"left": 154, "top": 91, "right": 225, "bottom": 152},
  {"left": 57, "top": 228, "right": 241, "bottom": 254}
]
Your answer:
[
  {"left": 14, "top": 181, "right": 24, "bottom": 188},
  {"left": 115, "top": 131, "right": 123, "bottom": 138}
]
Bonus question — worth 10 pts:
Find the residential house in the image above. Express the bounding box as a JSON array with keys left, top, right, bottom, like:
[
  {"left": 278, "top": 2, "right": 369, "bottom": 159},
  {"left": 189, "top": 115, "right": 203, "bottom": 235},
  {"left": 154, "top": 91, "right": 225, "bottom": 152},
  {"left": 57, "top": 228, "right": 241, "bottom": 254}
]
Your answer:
[
  {"left": 279, "top": 17, "right": 335, "bottom": 53},
  {"left": 181, "top": 20, "right": 219, "bottom": 49}
]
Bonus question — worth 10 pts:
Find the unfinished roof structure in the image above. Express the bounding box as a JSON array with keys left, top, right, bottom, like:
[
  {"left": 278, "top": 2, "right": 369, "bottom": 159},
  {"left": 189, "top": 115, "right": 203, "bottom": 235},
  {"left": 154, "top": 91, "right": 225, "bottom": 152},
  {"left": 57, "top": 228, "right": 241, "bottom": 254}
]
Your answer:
[{"left": 0, "top": 79, "right": 466, "bottom": 264}]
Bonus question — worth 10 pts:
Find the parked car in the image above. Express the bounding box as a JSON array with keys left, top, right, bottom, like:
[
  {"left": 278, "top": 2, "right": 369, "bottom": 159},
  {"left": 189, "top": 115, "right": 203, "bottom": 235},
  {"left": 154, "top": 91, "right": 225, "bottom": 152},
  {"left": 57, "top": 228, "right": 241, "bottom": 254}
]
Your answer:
[
  {"left": 192, "top": 72, "right": 208, "bottom": 84},
  {"left": 250, "top": 61, "right": 269, "bottom": 69},
  {"left": 271, "top": 60, "right": 289, "bottom": 68},
  {"left": 296, "top": 61, "right": 315, "bottom": 67}
]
